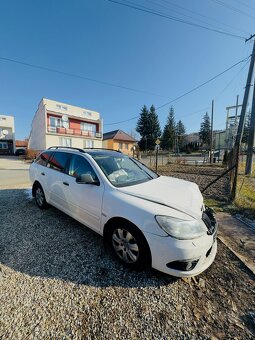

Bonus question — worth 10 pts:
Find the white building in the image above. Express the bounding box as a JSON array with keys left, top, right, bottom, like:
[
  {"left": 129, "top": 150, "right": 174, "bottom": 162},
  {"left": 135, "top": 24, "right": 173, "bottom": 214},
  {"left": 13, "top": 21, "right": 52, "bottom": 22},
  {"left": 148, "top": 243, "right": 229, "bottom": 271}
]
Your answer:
[
  {"left": 0, "top": 114, "right": 15, "bottom": 155},
  {"left": 29, "top": 98, "right": 103, "bottom": 151}
]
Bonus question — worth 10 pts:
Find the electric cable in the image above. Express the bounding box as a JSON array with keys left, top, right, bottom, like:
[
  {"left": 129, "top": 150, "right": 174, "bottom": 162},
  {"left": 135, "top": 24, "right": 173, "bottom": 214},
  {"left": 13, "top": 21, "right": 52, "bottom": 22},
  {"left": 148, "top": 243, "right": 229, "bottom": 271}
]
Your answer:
[
  {"left": 0, "top": 56, "right": 166, "bottom": 98},
  {"left": 106, "top": 0, "right": 247, "bottom": 40},
  {"left": 157, "top": 0, "right": 250, "bottom": 35},
  {"left": 104, "top": 55, "right": 250, "bottom": 125},
  {"left": 210, "top": 0, "right": 255, "bottom": 21}
]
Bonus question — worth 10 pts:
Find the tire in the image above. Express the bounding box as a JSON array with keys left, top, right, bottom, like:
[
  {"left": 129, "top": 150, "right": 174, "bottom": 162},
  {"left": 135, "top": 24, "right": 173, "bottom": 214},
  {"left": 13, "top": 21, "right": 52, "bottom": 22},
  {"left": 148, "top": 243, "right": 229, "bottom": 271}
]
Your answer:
[
  {"left": 34, "top": 183, "right": 48, "bottom": 209},
  {"left": 106, "top": 221, "right": 151, "bottom": 270}
]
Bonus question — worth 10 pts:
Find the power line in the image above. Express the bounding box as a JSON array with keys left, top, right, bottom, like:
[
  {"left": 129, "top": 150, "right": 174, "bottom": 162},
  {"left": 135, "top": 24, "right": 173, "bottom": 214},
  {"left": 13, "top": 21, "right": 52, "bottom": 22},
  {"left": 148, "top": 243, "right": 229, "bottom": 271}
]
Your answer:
[
  {"left": 210, "top": 0, "right": 255, "bottom": 21},
  {"left": 156, "top": 55, "right": 251, "bottom": 110},
  {"left": 177, "top": 106, "right": 210, "bottom": 120},
  {"left": 147, "top": 0, "right": 228, "bottom": 32},
  {"left": 180, "top": 60, "right": 249, "bottom": 132},
  {"left": 105, "top": 55, "right": 250, "bottom": 125},
  {"left": 106, "top": 0, "right": 247, "bottom": 40},
  {"left": 158, "top": 0, "right": 250, "bottom": 35},
  {"left": 232, "top": 0, "right": 255, "bottom": 12},
  {"left": 0, "top": 56, "right": 167, "bottom": 98},
  {"left": 214, "top": 59, "right": 250, "bottom": 100}
]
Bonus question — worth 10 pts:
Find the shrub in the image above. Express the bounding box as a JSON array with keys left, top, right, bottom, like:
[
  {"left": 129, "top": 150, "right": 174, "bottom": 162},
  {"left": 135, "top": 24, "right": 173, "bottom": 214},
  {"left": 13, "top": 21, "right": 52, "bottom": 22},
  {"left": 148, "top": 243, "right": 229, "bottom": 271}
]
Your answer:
[{"left": 26, "top": 149, "right": 38, "bottom": 160}]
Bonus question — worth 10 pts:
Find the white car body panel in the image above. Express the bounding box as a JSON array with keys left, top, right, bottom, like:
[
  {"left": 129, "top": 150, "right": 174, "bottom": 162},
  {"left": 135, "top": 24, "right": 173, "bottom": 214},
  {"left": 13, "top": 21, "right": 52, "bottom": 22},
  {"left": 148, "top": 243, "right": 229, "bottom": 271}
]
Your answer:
[
  {"left": 64, "top": 175, "right": 104, "bottom": 233},
  {"left": 118, "top": 176, "right": 204, "bottom": 220}
]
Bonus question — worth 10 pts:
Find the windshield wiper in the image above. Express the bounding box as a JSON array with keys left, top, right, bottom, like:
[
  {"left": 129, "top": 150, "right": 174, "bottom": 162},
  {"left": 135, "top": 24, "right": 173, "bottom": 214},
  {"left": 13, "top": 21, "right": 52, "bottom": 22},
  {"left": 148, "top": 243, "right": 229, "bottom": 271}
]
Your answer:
[{"left": 130, "top": 158, "right": 158, "bottom": 179}]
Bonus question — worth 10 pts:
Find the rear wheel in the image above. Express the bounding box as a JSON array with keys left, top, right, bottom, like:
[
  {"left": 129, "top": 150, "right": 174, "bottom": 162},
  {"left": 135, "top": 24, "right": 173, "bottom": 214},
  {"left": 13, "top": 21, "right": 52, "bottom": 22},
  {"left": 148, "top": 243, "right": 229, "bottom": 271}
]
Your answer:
[
  {"left": 34, "top": 183, "right": 48, "bottom": 209},
  {"left": 106, "top": 221, "right": 151, "bottom": 270}
]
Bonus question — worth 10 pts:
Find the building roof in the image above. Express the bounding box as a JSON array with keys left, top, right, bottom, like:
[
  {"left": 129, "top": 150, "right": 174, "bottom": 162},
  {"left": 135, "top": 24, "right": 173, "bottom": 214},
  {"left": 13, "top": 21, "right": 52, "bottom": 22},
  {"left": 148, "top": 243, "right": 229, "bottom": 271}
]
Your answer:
[
  {"left": 103, "top": 130, "right": 136, "bottom": 142},
  {"left": 16, "top": 140, "right": 28, "bottom": 147}
]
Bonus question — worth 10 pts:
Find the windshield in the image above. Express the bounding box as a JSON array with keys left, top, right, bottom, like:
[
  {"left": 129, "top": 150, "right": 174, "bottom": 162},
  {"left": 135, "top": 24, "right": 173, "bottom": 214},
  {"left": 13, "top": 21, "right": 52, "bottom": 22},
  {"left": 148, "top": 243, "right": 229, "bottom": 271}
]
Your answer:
[{"left": 91, "top": 154, "right": 158, "bottom": 187}]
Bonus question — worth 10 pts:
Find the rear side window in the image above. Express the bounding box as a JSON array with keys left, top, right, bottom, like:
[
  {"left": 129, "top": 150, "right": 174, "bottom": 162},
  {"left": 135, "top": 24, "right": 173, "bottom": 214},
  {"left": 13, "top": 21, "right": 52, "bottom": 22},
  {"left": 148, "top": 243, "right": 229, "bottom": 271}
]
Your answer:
[
  {"left": 48, "top": 152, "right": 70, "bottom": 172},
  {"left": 35, "top": 151, "right": 53, "bottom": 166}
]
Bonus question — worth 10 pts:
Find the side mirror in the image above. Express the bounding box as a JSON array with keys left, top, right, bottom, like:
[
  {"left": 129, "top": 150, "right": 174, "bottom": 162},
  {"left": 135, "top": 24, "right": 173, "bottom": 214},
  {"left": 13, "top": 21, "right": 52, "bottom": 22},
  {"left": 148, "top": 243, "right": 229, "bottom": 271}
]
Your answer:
[{"left": 76, "top": 174, "right": 99, "bottom": 186}]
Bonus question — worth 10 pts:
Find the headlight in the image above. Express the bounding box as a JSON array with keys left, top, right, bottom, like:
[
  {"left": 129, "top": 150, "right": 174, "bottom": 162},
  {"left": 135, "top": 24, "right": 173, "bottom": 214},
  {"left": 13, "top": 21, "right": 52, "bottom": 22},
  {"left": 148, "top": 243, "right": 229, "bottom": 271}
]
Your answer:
[{"left": 155, "top": 215, "right": 207, "bottom": 240}]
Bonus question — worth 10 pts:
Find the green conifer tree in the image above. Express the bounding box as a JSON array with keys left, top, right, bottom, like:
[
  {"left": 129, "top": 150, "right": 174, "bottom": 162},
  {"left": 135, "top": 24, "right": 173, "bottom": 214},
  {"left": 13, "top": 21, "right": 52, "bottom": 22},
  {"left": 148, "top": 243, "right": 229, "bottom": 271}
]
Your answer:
[
  {"left": 136, "top": 105, "right": 149, "bottom": 151},
  {"left": 136, "top": 105, "right": 161, "bottom": 151},
  {"left": 161, "top": 107, "right": 176, "bottom": 150},
  {"left": 176, "top": 120, "right": 186, "bottom": 151},
  {"left": 147, "top": 105, "right": 161, "bottom": 150},
  {"left": 199, "top": 112, "right": 211, "bottom": 147}
]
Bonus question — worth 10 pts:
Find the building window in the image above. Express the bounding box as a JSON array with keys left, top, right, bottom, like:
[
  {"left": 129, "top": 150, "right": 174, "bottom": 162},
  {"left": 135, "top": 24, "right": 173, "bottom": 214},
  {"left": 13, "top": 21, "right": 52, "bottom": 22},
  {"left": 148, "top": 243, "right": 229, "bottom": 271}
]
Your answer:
[
  {"left": 81, "top": 122, "right": 96, "bottom": 132},
  {"left": 59, "top": 137, "right": 72, "bottom": 147},
  {"left": 56, "top": 104, "right": 68, "bottom": 111},
  {"left": 125, "top": 143, "right": 128, "bottom": 150},
  {"left": 84, "top": 140, "right": 94, "bottom": 148},
  {"left": 0, "top": 117, "right": 6, "bottom": 121},
  {"left": 83, "top": 111, "right": 92, "bottom": 117},
  {"left": 0, "top": 142, "right": 8, "bottom": 149},
  {"left": 49, "top": 116, "right": 62, "bottom": 127},
  {"left": 118, "top": 143, "right": 123, "bottom": 150}
]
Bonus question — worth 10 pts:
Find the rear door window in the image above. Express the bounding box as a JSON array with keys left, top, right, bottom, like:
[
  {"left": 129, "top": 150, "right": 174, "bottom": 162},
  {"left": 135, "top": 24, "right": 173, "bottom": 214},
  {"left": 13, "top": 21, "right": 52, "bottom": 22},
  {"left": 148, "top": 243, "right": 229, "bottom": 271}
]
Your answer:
[
  {"left": 47, "top": 152, "right": 70, "bottom": 172},
  {"left": 35, "top": 151, "right": 53, "bottom": 167}
]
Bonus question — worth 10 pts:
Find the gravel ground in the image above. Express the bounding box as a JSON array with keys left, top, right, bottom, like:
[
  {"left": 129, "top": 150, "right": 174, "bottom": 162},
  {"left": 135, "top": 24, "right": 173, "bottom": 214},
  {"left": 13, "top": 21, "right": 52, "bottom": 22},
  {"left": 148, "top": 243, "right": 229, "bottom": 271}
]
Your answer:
[{"left": 0, "top": 187, "right": 254, "bottom": 339}]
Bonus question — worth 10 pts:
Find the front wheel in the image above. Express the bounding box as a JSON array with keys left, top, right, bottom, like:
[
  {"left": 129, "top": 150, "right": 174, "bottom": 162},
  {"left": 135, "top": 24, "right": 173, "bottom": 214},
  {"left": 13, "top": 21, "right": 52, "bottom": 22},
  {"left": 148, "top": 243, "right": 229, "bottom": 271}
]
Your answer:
[{"left": 106, "top": 221, "right": 151, "bottom": 270}]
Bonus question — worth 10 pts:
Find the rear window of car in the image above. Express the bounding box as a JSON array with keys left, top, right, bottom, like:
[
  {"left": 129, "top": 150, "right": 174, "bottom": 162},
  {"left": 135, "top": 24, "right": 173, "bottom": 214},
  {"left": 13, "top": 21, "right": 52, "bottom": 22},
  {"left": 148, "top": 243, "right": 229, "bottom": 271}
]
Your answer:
[
  {"left": 35, "top": 151, "right": 53, "bottom": 167},
  {"left": 47, "top": 152, "right": 70, "bottom": 172}
]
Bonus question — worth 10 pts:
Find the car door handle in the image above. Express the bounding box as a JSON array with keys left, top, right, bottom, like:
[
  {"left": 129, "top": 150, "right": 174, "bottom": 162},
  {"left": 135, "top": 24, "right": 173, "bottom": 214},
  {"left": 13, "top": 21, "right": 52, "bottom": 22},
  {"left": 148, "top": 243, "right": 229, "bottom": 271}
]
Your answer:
[
  {"left": 63, "top": 182, "right": 69, "bottom": 186},
  {"left": 41, "top": 172, "right": 45, "bottom": 176}
]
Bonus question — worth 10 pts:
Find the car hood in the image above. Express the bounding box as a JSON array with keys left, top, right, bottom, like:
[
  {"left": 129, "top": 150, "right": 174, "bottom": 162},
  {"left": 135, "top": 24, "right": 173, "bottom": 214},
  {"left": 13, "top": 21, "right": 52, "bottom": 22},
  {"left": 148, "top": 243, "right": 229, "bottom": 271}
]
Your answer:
[{"left": 118, "top": 176, "right": 203, "bottom": 220}]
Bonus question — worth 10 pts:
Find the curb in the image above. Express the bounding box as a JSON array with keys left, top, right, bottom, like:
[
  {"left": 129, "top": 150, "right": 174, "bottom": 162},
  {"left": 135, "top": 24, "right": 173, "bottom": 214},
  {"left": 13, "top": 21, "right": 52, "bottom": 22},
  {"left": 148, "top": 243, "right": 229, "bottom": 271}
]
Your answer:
[{"left": 218, "top": 235, "right": 255, "bottom": 276}]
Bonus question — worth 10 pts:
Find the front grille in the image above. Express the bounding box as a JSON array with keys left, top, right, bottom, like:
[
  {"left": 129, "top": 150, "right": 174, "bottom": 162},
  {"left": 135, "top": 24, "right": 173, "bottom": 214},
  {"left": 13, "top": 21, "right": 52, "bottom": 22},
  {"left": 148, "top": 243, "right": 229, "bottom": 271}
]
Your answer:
[{"left": 202, "top": 206, "right": 217, "bottom": 235}]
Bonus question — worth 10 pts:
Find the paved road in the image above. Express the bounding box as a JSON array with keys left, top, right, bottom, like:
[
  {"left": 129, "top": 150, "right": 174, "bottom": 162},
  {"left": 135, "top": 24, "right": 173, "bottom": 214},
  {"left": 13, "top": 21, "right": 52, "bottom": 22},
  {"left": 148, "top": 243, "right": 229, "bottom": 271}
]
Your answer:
[{"left": 0, "top": 156, "right": 31, "bottom": 188}]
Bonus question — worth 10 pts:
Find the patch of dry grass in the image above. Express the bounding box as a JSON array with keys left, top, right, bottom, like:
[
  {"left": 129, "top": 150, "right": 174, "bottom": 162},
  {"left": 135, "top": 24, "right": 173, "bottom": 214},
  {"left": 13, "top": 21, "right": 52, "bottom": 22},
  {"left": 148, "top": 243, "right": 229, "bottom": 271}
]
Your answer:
[{"left": 235, "top": 163, "right": 255, "bottom": 218}]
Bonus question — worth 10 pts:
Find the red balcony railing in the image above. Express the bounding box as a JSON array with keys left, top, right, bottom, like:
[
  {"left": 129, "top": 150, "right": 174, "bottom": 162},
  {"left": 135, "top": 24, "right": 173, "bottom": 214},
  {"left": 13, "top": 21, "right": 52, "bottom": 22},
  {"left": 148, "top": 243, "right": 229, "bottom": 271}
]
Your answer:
[{"left": 47, "top": 126, "right": 102, "bottom": 138}]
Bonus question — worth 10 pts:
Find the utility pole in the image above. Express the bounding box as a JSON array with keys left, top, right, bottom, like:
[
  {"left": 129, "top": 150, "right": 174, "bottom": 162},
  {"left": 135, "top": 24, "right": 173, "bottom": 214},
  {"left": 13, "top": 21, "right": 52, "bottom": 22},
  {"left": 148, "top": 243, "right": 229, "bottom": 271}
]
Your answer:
[
  {"left": 210, "top": 100, "right": 214, "bottom": 164},
  {"left": 234, "top": 95, "right": 239, "bottom": 146},
  {"left": 245, "top": 79, "right": 255, "bottom": 175},
  {"left": 232, "top": 34, "right": 255, "bottom": 198}
]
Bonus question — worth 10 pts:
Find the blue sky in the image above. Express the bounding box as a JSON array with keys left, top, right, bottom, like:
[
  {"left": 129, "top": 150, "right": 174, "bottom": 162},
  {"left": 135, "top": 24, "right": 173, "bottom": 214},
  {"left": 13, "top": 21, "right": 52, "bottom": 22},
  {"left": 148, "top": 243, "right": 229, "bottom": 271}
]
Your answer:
[{"left": 0, "top": 0, "right": 254, "bottom": 139}]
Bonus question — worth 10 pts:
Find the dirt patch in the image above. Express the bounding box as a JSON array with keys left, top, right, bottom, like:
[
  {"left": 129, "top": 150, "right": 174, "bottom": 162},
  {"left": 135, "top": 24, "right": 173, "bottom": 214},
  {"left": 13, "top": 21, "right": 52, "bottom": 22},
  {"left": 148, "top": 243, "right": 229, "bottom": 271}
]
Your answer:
[{"left": 190, "top": 240, "right": 255, "bottom": 338}]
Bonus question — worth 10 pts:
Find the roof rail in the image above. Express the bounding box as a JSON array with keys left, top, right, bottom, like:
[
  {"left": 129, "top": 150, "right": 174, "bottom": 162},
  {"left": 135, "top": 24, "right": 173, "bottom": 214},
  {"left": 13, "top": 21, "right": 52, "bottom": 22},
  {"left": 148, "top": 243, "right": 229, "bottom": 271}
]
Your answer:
[
  {"left": 48, "top": 146, "right": 86, "bottom": 153},
  {"left": 47, "top": 146, "right": 122, "bottom": 154},
  {"left": 83, "top": 148, "right": 122, "bottom": 153}
]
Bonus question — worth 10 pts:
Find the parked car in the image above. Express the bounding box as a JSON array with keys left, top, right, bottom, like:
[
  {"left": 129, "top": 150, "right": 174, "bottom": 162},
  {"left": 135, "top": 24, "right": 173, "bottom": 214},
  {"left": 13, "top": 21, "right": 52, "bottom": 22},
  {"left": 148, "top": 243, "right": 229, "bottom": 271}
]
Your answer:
[
  {"left": 15, "top": 148, "right": 26, "bottom": 156},
  {"left": 29, "top": 147, "right": 217, "bottom": 277}
]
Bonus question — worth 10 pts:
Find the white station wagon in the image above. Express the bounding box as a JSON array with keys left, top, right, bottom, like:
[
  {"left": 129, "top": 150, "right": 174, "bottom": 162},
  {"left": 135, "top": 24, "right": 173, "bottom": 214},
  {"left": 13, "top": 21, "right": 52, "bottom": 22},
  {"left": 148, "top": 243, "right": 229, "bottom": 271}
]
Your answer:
[{"left": 29, "top": 147, "right": 217, "bottom": 277}]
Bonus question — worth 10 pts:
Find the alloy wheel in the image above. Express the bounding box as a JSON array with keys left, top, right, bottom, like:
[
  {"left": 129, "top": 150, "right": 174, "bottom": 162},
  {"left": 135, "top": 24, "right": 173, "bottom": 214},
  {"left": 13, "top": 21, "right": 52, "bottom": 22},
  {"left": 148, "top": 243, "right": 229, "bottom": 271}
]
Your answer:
[
  {"left": 35, "top": 187, "right": 44, "bottom": 207},
  {"left": 112, "top": 228, "right": 139, "bottom": 263}
]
